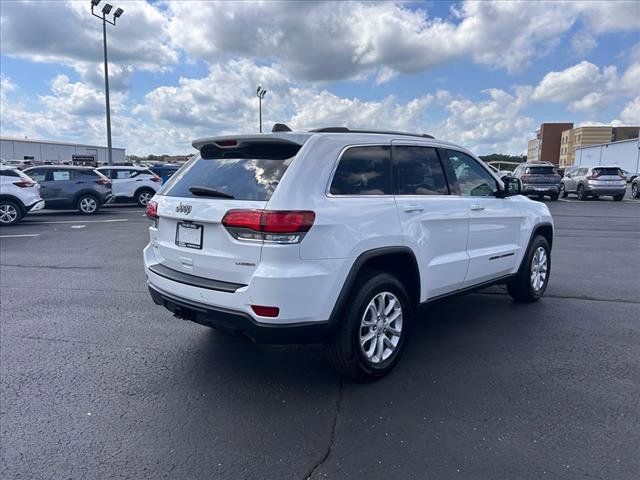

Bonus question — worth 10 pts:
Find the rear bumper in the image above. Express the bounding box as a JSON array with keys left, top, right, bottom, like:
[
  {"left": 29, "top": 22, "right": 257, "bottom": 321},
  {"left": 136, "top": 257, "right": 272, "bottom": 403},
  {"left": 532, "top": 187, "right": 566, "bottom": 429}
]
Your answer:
[
  {"left": 148, "top": 285, "right": 331, "bottom": 344},
  {"left": 522, "top": 184, "right": 560, "bottom": 195},
  {"left": 584, "top": 185, "right": 626, "bottom": 195},
  {"left": 26, "top": 200, "right": 45, "bottom": 212}
]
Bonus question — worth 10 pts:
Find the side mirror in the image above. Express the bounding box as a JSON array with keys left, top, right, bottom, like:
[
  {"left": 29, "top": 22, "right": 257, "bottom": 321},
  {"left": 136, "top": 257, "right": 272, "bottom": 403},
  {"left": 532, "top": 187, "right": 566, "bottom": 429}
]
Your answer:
[{"left": 499, "top": 176, "right": 522, "bottom": 197}]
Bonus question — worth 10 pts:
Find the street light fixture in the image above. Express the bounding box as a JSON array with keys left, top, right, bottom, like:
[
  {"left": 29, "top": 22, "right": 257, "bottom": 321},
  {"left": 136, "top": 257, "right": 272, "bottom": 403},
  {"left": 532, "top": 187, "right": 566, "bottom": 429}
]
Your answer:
[
  {"left": 256, "top": 86, "right": 267, "bottom": 133},
  {"left": 90, "top": 0, "right": 124, "bottom": 165}
]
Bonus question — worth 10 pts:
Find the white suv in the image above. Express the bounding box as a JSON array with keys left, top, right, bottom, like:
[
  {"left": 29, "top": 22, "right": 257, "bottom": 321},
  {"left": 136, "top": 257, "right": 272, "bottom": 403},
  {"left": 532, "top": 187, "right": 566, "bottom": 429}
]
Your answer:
[
  {"left": 96, "top": 166, "right": 161, "bottom": 206},
  {"left": 144, "top": 128, "right": 554, "bottom": 381},
  {"left": 0, "top": 166, "right": 44, "bottom": 225}
]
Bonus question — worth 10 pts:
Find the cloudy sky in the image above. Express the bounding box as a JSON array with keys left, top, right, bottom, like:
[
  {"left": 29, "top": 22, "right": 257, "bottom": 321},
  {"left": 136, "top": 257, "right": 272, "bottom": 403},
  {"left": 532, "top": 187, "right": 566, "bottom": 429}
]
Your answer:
[{"left": 1, "top": 0, "right": 639, "bottom": 156}]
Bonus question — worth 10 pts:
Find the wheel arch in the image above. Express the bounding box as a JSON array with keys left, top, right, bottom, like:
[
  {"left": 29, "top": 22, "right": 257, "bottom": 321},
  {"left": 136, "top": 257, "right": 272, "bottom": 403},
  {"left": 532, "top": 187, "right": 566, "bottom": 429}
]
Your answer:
[
  {"left": 134, "top": 186, "right": 156, "bottom": 197},
  {"left": 517, "top": 222, "right": 553, "bottom": 273},
  {"left": 328, "top": 247, "right": 421, "bottom": 328},
  {"left": 0, "top": 194, "right": 26, "bottom": 214},
  {"left": 73, "top": 190, "right": 100, "bottom": 204}
]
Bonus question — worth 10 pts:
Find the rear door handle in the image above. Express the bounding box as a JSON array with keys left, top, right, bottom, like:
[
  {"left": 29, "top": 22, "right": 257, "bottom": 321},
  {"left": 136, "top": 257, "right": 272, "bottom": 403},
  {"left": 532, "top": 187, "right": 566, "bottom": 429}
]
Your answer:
[
  {"left": 403, "top": 205, "right": 424, "bottom": 213},
  {"left": 470, "top": 204, "right": 485, "bottom": 211}
]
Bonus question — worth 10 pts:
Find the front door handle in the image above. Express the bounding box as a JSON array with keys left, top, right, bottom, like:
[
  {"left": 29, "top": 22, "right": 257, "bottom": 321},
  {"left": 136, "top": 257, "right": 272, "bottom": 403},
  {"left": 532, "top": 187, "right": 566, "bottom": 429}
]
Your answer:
[
  {"left": 403, "top": 205, "right": 424, "bottom": 213},
  {"left": 470, "top": 204, "right": 485, "bottom": 211}
]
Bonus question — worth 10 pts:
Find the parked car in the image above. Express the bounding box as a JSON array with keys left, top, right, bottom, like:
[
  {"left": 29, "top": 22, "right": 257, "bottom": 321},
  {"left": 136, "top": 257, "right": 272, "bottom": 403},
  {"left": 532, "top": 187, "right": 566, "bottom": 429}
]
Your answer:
[
  {"left": 23, "top": 166, "right": 112, "bottom": 214},
  {"left": 632, "top": 176, "right": 640, "bottom": 199},
  {"left": 1, "top": 159, "right": 34, "bottom": 170},
  {"left": 0, "top": 166, "right": 44, "bottom": 225},
  {"left": 96, "top": 166, "right": 161, "bottom": 206},
  {"left": 621, "top": 169, "right": 638, "bottom": 183},
  {"left": 511, "top": 162, "right": 561, "bottom": 200},
  {"left": 149, "top": 164, "right": 181, "bottom": 185},
  {"left": 143, "top": 127, "right": 553, "bottom": 381},
  {"left": 560, "top": 165, "right": 626, "bottom": 201}
]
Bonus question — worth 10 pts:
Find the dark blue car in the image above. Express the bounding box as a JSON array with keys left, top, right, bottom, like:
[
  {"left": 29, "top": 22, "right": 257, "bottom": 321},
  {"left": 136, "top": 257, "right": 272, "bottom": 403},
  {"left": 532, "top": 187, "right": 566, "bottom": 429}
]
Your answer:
[{"left": 149, "top": 164, "right": 180, "bottom": 184}]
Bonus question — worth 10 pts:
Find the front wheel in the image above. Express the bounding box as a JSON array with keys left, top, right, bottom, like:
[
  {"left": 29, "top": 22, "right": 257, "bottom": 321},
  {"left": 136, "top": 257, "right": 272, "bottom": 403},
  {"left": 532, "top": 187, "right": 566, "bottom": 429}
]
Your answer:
[
  {"left": 550, "top": 192, "right": 559, "bottom": 201},
  {"left": 507, "top": 235, "right": 551, "bottom": 303},
  {"left": 577, "top": 184, "right": 587, "bottom": 201},
  {"left": 0, "top": 200, "right": 23, "bottom": 225},
  {"left": 632, "top": 183, "right": 639, "bottom": 199},
  {"left": 325, "top": 272, "right": 412, "bottom": 382},
  {"left": 560, "top": 183, "right": 568, "bottom": 198},
  {"left": 613, "top": 194, "right": 624, "bottom": 202},
  {"left": 77, "top": 195, "right": 100, "bottom": 215}
]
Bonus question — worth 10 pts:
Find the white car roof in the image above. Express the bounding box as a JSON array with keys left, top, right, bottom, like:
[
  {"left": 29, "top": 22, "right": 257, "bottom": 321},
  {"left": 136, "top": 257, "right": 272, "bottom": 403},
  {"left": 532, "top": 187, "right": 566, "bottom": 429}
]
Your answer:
[{"left": 97, "top": 166, "right": 149, "bottom": 170}]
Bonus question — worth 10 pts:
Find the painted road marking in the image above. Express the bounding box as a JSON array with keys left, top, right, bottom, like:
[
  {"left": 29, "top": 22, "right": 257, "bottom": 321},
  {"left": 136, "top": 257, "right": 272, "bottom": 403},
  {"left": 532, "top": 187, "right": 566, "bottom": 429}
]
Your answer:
[
  {"left": 71, "top": 225, "right": 86, "bottom": 229},
  {"left": 0, "top": 234, "right": 40, "bottom": 238}
]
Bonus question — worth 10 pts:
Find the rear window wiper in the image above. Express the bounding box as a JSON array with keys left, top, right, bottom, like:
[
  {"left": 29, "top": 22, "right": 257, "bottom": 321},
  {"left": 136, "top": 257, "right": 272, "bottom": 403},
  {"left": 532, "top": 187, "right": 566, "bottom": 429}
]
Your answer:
[{"left": 188, "top": 186, "right": 235, "bottom": 199}]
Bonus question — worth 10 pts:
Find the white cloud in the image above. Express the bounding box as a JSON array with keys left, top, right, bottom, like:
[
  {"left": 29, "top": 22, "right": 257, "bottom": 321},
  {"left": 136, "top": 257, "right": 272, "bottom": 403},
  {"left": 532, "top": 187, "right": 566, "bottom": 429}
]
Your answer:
[
  {"left": 570, "top": 30, "right": 598, "bottom": 57},
  {"left": 617, "top": 97, "right": 640, "bottom": 124}
]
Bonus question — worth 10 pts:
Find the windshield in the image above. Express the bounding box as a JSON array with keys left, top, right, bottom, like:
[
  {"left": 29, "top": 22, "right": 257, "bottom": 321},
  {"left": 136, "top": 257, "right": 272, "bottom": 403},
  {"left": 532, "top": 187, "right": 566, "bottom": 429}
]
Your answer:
[{"left": 161, "top": 154, "right": 294, "bottom": 201}]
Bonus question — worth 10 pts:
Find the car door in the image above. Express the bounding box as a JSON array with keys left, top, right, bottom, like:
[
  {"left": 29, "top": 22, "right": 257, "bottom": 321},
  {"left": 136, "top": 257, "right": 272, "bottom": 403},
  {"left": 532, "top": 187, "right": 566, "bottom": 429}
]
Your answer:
[
  {"left": 47, "top": 169, "right": 76, "bottom": 207},
  {"left": 24, "top": 168, "right": 49, "bottom": 200},
  {"left": 112, "top": 169, "right": 139, "bottom": 198},
  {"left": 563, "top": 167, "right": 577, "bottom": 192},
  {"left": 439, "top": 149, "right": 525, "bottom": 287},
  {"left": 392, "top": 143, "right": 469, "bottom": 298}
]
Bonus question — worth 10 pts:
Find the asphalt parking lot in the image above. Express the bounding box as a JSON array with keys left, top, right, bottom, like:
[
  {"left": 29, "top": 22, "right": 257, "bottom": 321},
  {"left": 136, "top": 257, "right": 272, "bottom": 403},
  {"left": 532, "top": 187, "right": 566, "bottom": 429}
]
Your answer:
[{"left": 1, "top": 193, "right": 639, "bottom": 479}]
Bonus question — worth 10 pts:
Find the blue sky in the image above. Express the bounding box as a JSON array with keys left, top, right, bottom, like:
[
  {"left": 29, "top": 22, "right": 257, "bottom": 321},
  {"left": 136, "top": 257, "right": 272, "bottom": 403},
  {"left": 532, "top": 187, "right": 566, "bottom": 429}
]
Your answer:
[{"left": 1, "top": 1, "right": 638, "bottom": 155}]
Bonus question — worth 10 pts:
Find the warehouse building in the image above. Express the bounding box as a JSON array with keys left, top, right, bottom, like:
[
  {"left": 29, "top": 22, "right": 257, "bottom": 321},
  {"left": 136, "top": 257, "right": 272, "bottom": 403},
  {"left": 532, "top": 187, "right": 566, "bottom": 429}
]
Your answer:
[
  {"left": 559, "top": 126, "right": 639, "bottom": 168},
  {"left": 0, "top": 136, "right": 126, "bottom": 165}
]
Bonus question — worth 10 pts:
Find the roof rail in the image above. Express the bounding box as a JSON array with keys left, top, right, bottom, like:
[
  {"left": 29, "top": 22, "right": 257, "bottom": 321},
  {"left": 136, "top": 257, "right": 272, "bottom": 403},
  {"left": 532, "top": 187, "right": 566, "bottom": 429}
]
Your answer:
[{"left": 310, "top": 127, "right": 435, "bottom": 139}]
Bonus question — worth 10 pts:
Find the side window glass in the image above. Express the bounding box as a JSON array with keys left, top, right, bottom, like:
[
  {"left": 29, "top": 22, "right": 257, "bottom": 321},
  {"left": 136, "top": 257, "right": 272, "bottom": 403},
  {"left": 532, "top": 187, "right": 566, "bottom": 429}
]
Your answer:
[
  {"left": 51, "top": 170, "right": 71, "bottom": 181},
  {"left": 99, "top": 169, "right": 111, "bottom": 179},
  {"left": 330, "top": 146, "right": 392, "bottom": 195},
  {"left": 115, "top": 170, "right": 136, "bottom": 179},
  {"left": 395, "top": 146, "right": 448, "bottom": 195},
  {"left": 26, "top": 169, "right": 46, "bottom": 182},
  {"left": 443, "top": 150, "right": 498, "bottom": 197}
]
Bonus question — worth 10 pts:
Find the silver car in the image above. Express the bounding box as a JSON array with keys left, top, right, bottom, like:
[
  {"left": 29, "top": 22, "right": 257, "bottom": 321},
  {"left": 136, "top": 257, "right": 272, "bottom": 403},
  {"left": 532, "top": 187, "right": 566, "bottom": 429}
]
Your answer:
[{"left": 561, "top": 166, "right": 627, "bottom": 201}]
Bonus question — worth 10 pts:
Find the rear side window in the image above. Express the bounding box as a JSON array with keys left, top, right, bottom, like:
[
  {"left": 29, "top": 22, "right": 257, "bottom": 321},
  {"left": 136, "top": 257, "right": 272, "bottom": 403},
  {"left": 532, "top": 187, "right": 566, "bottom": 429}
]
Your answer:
[
  {"left": 25, "top": 169, "right": 46, "bottom": 182},
  {"left": 330, "top": 146, "right": 392, "bottom": 195},
  {"left": 72, "top": 170, "right": 100, "bottom": 180},
  {"left": 114, "top": 170, "right": 139, "bottom": 179},
  {"left": 163, "top": 148, "right": 296, "bottom": 201},
  {"left": 394, "top": 146, "right": 448, "bottom": 195},
  {"left": 51, "top": 170, "right": 71, "bottom": 181}
]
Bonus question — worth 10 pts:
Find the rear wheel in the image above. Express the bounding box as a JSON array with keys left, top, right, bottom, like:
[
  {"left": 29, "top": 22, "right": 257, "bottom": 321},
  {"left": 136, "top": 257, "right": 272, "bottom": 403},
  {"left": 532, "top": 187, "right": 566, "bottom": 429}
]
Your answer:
[
  {"left": 577, "top": 184, "right": 587, "bottom": 201},
  {"left": 550, "top": 192, "right": 559, "bottom": 201},
  {"left": 560, "top": 183, "right": 568, "bottom": 198},
  {"left": 613, "top": 194, "right": 624, "bottom": 202},
  {"left": 632, "top": 182, "right": 639, "bottom": 198},
  {"left": 77, "top": 195, "right": 99, "bottom": 215},
  {"left": 0, "top": 200, "right": 22, "bottom": 225},
  {"left": 507, "top": 235, "right": 550, "bottom": 303},
  {"left": 537, "top": 194, "right": 544, "bottom": 201},
  {"left": 325, "top": 271, "right": 411, "bottom": 382},
  {"left": 135, "top": 189, "right": 154, "bottom": 207}
]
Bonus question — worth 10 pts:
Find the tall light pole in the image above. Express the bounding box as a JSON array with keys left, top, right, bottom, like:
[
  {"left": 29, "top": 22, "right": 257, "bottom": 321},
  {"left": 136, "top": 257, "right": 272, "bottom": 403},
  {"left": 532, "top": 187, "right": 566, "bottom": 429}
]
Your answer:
[
  {"left": 256, "top": 86, "right": 267, "bottom": 133},
  {"left": 90, "top": 0, "right": 124, "bottom": 165}
]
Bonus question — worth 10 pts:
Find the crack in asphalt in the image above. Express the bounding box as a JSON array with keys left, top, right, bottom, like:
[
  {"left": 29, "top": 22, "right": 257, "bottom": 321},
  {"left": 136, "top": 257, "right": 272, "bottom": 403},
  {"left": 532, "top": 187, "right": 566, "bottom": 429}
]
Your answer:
[
  {"left": 478, "top": 290, "right": 640, "bottom": 305},
  {"left": 305, "top": 376, "right": 344, "bottom": 480}
]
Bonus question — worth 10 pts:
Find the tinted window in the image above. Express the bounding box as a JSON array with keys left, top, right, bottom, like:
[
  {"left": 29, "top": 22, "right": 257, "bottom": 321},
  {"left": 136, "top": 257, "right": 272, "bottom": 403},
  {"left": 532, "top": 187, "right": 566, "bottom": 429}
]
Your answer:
[
  {"left": 51, "top": 169, "right": 72, "bottom": 181},
  {"left": 73, "top": 169, "right": 100, "bottom": 180},
  {"left": 163, "top": 154, "right": 293, "bottom": 201},
  {"left": 394, "top": 146, "right": 448, "bottom": 195},
  {"left": 442, "top": 150, "right": 497, "bottom": 197},
  {"left": 577, "top": 168, "right": 588, "bottom": 176},
  {"left": 0, "top": 169, "right": 20, "bottom": 178},
  {"left": 330, "top": 146, "right": 392, "bottom": 195},
  {"left": 25, "top": 169, "right": 47, "bottom": 182},
  {"left": 593, "top": 167, "right": 622, "bottom": 176},
  {"left": 526, "top": 166, "right": 556, "bottom": 175}
]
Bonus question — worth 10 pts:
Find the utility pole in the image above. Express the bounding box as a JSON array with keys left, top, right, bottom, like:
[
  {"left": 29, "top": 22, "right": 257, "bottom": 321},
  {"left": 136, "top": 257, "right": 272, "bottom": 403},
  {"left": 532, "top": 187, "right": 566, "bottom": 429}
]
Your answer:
[
  {"left": 256, "top": 86, "right": 267, "bottom": 133},
  {"left": 90, "top": 1, "right": 124, "bottom": 165}
]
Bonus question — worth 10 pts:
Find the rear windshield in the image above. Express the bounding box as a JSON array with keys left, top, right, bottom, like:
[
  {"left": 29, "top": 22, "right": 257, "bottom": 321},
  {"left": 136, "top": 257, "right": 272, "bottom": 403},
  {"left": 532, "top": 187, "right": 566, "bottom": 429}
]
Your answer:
[
  {"left": 161, "top": 154, "right": 294, "bottom": 201},
  {"left": 593, "top": 167, "right": 622, "bottom": 176},
  {"left": 526, "top": 166, "right": 556, "bottom": 175}
]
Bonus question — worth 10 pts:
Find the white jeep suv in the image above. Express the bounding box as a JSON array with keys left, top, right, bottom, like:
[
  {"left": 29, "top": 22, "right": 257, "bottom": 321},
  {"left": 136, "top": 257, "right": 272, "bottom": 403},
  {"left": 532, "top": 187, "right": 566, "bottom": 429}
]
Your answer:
[
  {"left": 144, "top": 127, "right": 553, "bottom": 381},
  {"left": 96, "top": 166, "right": 161, "bottom": 206}
]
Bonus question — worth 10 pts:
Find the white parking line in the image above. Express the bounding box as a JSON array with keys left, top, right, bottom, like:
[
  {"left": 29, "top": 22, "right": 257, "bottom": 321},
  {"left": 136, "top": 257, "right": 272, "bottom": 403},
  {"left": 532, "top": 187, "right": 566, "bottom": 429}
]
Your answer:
[
  {"left": 70, "top": 225, "right": 86, "bottom": 229},
  {"left": 0, "top": 234, "right": 41, "bottom": 238},
  {"left": 23, "top": 218, "right": 128, "bottom": 225}
]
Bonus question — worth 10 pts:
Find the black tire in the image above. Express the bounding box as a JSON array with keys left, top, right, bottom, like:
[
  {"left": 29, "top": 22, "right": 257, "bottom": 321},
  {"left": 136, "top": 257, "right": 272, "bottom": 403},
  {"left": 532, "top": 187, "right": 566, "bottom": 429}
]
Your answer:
[
  {"left": 0, "top": 199, "right": 23, "bottom": 226},
  {"left": 632, "top": 182, "right": 639, "bottom": 199},
  {"left": 325, "top": 271, "right": 412, "bottom": 382},
  {"left": 577, "top": 184, "right": 587, "bottom": 201},
  {"left": 135, "top": 188, "right": 155, "bottom": 207},
  {"left": 613, "top": 194, "right": 624, "bottom": 202},
  {"left": 550, "top": 192, "right": 559, "bottom": 201},
  {"left": 76, "top": 194, "right": 100, "bottom": 215},
  {"left": 507, "top": 235, "right": 550, "bottom": 303},
  {"left": 537, "top": 194, "right": 544, "bottom": 201},
  {"left": 560, "top": 183, "right": 568, "bottom": 198}
]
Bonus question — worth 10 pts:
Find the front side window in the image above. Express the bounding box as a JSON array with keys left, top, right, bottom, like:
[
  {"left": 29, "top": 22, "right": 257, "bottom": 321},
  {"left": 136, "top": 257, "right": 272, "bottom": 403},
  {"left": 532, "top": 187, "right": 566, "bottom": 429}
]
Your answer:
[
  {"left": 394, "top": 146, "right": 448, "bottom": 195},
  {"left": 442, "top": 150, "right": 497, "bottom": 197},
  {"left": 114, "top": 170, "right": 138, "bottom": 179},
  {"left": 330, "top": 146, "right": 392, "bottom": 195}
]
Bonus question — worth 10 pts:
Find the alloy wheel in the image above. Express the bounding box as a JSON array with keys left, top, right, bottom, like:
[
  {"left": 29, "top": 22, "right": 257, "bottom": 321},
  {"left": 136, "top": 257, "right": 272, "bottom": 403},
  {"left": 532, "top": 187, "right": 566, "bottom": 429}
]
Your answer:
[
  {"left": 530, "top": 246, "right": 548, "bottom": 292},
  {"left": 0, "top": 204, "right": 19, "bottom": 224},
  {"left": 138, "top": 191, "right": 152, "bottom": 206},
  {"left": 359, "top": 291, "right": 403, "bottom": 364},
  {"left": 79, "top": 197, "right": 97, "bottom": 213}
]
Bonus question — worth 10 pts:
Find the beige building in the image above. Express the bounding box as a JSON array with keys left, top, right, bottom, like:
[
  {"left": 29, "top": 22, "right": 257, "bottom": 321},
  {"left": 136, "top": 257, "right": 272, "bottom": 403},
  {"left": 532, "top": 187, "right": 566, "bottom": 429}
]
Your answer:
[
  {"left": 559, "top": 126, "right": 640, "bottom": 168},
  {"left": 527, "top": 139, "right": 539, "bottom": 163}
]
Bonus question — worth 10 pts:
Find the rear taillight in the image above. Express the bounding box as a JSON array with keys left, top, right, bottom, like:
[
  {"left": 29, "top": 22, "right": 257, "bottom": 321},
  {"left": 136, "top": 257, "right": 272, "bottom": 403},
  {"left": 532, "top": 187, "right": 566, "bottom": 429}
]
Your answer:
[
  {"left": 145, "top": 200, "right": 158, "bottom": 220},
  {"left": 151, "top": 176, "right": 161, "bottom": 183},
  {"left": 222, "top": 209, "right": 315, "bottom": 244},
  {"left": 251, "top": 305, "right": 280, "bottom": 317},
  {"left": 13, "top": 181, "right": 35, "bottom": 188},
  {"left": 95, "top": 179, "right": 111, "bottom": 186},
  {"left": 587, "top": 174, "right": 599, "bottom": 180}
]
